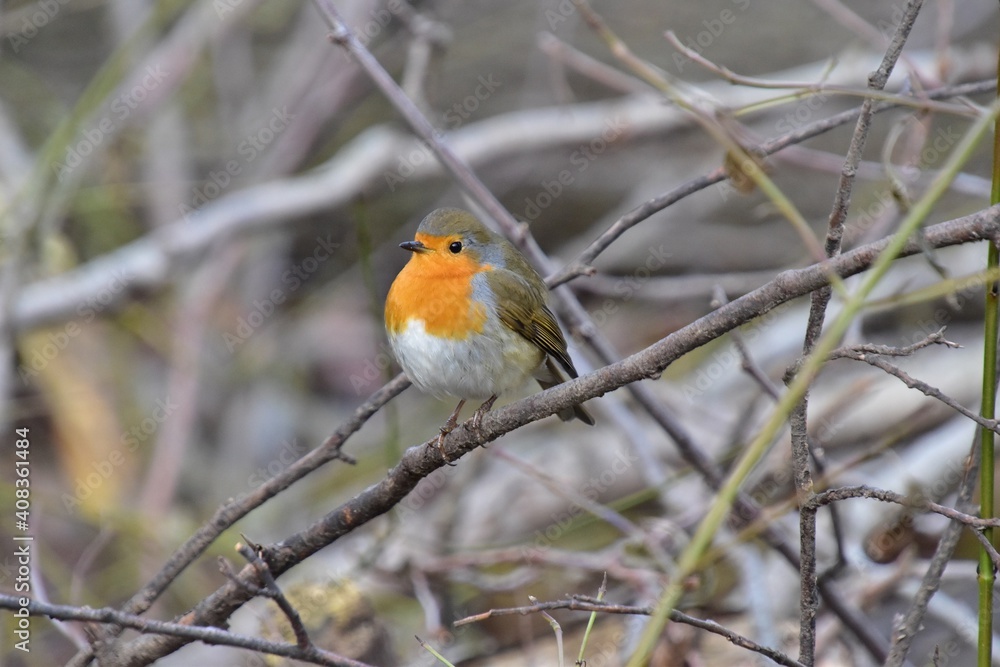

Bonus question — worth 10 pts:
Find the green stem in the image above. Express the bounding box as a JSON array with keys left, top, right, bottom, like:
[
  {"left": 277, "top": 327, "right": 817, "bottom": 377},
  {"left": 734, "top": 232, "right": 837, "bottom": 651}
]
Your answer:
[{"left": 976, "top": 38, "right": 1000, "bottom": 667}]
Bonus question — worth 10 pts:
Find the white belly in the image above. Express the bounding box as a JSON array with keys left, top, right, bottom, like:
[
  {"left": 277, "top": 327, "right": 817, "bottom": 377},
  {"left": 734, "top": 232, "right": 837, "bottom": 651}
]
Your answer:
[{"left": 389, "top": 318, "right": 544, "bottom": 400}]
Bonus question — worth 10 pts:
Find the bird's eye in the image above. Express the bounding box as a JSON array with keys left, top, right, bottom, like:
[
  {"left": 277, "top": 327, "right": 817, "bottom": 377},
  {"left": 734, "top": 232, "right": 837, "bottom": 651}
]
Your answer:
[{"left": 449, "top": 241, "right": 463, "bottom": 254}]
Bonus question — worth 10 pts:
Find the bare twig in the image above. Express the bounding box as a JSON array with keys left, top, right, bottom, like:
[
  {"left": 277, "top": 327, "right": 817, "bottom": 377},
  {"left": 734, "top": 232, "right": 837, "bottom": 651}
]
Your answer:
[
  {"left": 832, "top": 344, "right": 999, "bottom": 434},
  {"left": 662, "top": 31, "right": 961, "bottom": 116},
  {"left": 454, "top": 597, "right": 805, "bottom": 667},
  {"left": 807, "top": 484, "right": 1000, "bottom": 529},
  {"left": 968, "top": 525, "right": 1000, "bottom": 571},
  {"left": 537, "top": 32, "right": 656, "bottom": 95},
  {"left": 831, "top": 328, "right": 960, "bottom": 357},
  {"left": 237, "top": 540, "right": 311, "bottom": 649},
  {"left": 0, "top": 594, "right": 373, "bottom": 667}
]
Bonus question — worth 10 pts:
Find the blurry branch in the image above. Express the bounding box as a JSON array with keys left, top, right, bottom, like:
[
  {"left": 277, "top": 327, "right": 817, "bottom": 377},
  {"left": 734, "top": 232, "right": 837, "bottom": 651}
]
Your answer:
[
  {"left": 810, "top": 0, "right": 887, "bottom": 50},
  {"left": 102, "top": 204, "right": 1000, "bottom": 666},
  {"left": 0, "top": 594, "right": 373, "bottom": 667},
  {"left": 140, "top": 245, "right": 243, "bottom": 517},
  {"left": 574, "top": 268, "right": 777, "bottom": 303},
  {"left": 661, "top": 31, "right": 966, "bottom": 116},
  {"left": 546, "top": 77, "right": 996, "bottom": 288},
  {"left": 419, "top": 543, "right": 653, "bottom": 589},
  {"left": 537, "top": 32, "right": 657, "bottom": 95},
  {"left": 774, "top": 144, "right": 992, "bottom": 198},
  {"left": 455, "top": 597, "right": 806, "bottom": 667},
  {"left": 6, "top": 92, "right": 702, "bottom": 332},
  {"left": 491, "top": 448, "right": 675, "bottom": 572}
]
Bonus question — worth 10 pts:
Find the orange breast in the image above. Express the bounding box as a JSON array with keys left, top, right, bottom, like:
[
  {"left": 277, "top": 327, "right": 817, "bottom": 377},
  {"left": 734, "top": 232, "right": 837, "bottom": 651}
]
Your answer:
[{"left": 385, "top": 250, "right": 488, "bottom": 340}]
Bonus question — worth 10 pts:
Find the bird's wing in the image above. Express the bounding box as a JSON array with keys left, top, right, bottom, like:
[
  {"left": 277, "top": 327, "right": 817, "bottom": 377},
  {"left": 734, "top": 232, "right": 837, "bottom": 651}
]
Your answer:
[{"left": 486, "top": 269, "right": 579, "bottom": 378}]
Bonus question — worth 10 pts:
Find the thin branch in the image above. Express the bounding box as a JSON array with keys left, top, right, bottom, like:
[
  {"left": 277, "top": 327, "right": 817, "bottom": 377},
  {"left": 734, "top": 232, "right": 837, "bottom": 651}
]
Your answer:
[
  {"left": 0, "top": 594, "right": 373, "bottom": 667},
  {"left": 831, "top": 328, "right": 960, "bottom": 357},
  {"left": 237, "top": 540, "right": 311, "bottom": 649},
  {"left": 454, "top": 597, "right": 805, "bottom": 667},
  {"left": 832, "top": 345, "right": 999, "bottom": 434},
  {"left": 807, "top": 484, "right": 1000, "bottom": 529},
  {"left": 538, "top": 31, "right": 655, "bottom": 95},
  {"left": 968, "top": 525, "right": 1000, "bottom": 571}
]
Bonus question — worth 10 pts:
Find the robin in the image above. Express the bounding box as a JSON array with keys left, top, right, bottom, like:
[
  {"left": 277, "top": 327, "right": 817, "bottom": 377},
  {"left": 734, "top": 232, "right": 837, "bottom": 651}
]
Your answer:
[{"left": 385, "top": 208, "right": 594, "bottom": 452}]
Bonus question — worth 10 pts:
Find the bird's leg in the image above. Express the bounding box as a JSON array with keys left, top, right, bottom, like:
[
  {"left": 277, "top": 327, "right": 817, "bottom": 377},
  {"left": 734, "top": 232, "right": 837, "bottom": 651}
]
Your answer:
[
  {"left": 434, "top": 399, "right": 465, "bottom": 463},
  {"left": 470, "top": 394, "right": 498, "bottom": 434}
]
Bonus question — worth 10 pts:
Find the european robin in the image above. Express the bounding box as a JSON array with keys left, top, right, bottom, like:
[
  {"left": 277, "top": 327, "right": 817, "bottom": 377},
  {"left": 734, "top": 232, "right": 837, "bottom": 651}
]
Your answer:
[{"left": 385, "top": 208, "right": 594, "bottom": 451}]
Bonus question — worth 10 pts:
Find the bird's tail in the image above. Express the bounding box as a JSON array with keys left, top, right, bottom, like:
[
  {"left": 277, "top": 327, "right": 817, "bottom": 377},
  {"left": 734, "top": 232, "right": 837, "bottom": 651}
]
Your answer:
[{"left": 536, "top": 358, "right": 595, "bottom": 425}]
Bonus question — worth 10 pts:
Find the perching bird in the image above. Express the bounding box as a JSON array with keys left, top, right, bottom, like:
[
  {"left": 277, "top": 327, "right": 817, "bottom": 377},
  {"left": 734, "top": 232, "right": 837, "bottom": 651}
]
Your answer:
[{"left": 385, "top": 208, "right": 594, "bottom": 451}]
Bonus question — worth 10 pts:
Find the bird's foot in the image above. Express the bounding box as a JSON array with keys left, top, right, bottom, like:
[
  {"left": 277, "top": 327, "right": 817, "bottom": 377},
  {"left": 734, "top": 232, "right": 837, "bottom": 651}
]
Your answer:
[
  {"left": 470, "top": 395, "right": 498, "bottom": 436},
  {"left": 431, "top": 400, "right": 465, "bottom": 466}
]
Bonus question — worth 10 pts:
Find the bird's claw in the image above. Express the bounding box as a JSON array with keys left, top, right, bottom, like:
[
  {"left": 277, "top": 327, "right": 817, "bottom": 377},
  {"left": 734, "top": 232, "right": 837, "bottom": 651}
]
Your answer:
[
  {"left": 433, "top": 429, "right": 457, "bottom": 466},
  {"left": 470, "top": 395, "right": 497, "bottom": 436}
]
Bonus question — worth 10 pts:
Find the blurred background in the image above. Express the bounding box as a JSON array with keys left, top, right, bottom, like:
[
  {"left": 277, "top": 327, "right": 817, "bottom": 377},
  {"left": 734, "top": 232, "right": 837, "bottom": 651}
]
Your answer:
[{"left": 1, "top": 0, "right": 999, "bottom": 665}]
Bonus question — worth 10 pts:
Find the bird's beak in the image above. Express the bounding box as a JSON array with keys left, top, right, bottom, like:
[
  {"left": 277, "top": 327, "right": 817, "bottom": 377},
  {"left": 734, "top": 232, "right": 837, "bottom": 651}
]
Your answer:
[{"left": 400, "top": 240, "right": 429, "bottom": 253}]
